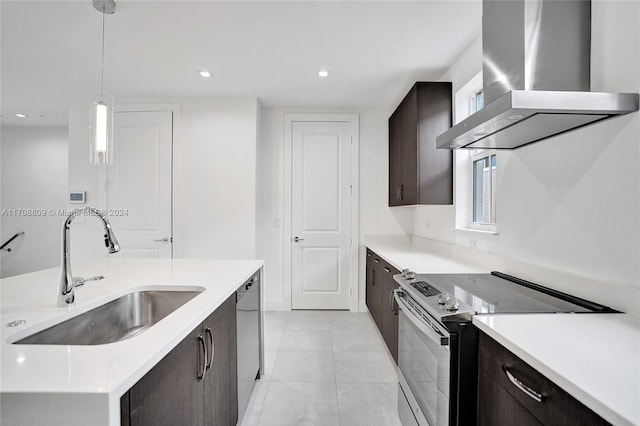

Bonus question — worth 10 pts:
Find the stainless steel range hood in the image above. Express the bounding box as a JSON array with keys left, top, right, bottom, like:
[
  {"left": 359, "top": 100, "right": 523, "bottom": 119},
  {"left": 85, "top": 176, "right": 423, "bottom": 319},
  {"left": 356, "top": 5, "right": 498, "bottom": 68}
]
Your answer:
[{"left": 436, "top": 0, "right": 639, "bottom": 150}]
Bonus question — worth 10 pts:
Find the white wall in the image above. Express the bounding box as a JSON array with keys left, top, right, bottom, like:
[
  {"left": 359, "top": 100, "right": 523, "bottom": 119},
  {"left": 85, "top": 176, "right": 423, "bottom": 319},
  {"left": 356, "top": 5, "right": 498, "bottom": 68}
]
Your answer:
[
  {"left": 67, "top": 96, "right": 260, "bottom": 262},
  {"left": 172, "top": 97, "right": 259, "bottom": 259},
  {"left": 257, "top": 107, "right": 410, "bottom": 310},
  {"left": 413, "top": 1, "right": 640, "bottom": 311},
  {"left": 0, "top": 127, "right": 68, "bottom": 277}
]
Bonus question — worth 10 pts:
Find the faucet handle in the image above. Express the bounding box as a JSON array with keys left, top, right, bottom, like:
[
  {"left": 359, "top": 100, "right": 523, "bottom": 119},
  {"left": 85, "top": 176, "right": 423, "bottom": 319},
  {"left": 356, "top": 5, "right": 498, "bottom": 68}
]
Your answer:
[{"left": 73, "top": 275, "right": 105, "bottom": 288}]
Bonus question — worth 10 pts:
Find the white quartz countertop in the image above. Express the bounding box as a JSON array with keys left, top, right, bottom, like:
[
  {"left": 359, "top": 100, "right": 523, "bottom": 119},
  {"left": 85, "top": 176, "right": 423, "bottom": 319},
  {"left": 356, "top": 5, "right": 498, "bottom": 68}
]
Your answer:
[
  {"left": 473, "top": 314, "right": 640, "bottom": 426},
  {"left": 366, "top": 235, "right": 639, "bottom": 426},
  {"left": 364, "top": 236, "right": 488, "bottom": 274},
  {"left": 0, "top": 257, "right": 263, "bottom": 426}
]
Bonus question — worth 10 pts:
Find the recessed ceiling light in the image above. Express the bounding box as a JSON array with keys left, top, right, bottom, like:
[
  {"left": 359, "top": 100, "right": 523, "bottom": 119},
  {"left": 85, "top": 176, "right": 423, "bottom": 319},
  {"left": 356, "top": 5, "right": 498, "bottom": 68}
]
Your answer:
[
  {"left": 199, "top": 71, "right": 212, "bottom": 78},
  {"left": 318, "top": 70, "right": 329, "bottom": 78},
  {"left": 14, "top": 113, "right": 28, "bottom": 118}
]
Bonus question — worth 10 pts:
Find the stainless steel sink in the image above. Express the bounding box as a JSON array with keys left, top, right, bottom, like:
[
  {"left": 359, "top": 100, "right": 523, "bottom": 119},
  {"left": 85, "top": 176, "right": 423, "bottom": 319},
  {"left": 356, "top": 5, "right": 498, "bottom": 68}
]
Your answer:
[{"left": 14, "top": 290, "right": 202, "bottom": 345}]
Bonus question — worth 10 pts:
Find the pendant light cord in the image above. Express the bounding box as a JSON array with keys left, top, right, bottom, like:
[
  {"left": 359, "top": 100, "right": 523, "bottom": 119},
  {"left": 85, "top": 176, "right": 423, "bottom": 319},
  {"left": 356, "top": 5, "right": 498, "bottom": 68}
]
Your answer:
[{"left": 100, "top": 5, "right": 106, "bottom": 102}]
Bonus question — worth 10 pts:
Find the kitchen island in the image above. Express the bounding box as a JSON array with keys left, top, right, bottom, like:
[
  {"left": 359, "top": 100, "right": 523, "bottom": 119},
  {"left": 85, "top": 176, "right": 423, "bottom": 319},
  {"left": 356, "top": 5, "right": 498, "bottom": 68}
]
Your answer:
[{"left": 0, "top": 257, "right": 263, "bottom": 426}]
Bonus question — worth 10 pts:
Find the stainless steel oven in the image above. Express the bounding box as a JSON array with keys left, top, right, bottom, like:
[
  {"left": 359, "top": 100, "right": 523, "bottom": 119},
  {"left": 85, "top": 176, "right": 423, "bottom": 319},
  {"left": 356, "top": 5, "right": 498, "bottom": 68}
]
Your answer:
[
  {"left": 396, "top": 289, "right": 452, "bottom": 426},
  {"left": 393, "top": 271, "right": 618, "bottom": 426}
]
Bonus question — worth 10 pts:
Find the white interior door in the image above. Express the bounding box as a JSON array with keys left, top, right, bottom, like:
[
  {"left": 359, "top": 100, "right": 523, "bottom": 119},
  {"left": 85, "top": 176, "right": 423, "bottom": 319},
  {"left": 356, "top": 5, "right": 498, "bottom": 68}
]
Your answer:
[
  {"left": 291, "top": 121, "right": 352, "bottom": 309},
  {"left": 107, "top": 110, "right": 173, "bottom": 258}
]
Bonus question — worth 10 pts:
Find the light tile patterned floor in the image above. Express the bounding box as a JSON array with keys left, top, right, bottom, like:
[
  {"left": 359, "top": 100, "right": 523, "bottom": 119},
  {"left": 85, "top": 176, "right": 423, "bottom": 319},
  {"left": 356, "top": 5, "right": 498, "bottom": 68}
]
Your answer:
[{"left": 240, "top": 310, "right": 401, "bottom": 426}]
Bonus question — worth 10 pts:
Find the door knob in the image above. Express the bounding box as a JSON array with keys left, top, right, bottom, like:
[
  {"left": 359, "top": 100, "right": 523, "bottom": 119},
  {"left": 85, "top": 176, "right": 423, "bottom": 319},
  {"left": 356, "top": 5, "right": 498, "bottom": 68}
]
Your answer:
[
  {"left": 293, "top": 236, "right": 304, "bottom": 242},
  {"left": 154, "top": 237, "right": 171, "bottom": 243}
]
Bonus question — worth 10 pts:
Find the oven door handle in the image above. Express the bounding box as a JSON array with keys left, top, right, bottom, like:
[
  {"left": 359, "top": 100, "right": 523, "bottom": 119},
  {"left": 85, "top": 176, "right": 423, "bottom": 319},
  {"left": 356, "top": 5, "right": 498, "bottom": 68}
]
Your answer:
[{"left": 394, "top": 290, "right": 450, "bottom": 347}]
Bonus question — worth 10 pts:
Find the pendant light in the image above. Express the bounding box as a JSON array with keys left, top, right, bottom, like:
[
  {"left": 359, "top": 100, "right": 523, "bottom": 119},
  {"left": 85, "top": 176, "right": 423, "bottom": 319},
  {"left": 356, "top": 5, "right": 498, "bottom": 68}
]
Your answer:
[{"left": 90, "top": 0, "right": 116, "bottom": 165}]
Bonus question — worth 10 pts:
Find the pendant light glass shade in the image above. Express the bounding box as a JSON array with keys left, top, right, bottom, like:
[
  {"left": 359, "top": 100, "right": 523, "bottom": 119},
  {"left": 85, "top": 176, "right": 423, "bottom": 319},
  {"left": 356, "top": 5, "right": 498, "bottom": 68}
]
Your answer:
[
  {"left": 90, "top": 0, "right": 116, "bottom": 165},
  {"left": 90, "top": 93, "right": 114, "bottom": 165}
]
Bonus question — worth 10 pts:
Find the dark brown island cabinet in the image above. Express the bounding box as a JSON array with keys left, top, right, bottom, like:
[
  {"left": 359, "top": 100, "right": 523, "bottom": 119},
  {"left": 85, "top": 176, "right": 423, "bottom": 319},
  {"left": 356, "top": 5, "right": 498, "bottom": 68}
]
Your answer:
[
  {"left": 365, "top": 248, "right": 400, "bottom": 363},
  {"left": 389, "top": 81, "right": 453, "bottom": 206},
  {"left": 120, "top": 293, "right": 238, "bottom": 426},
  {"left": 478, "top": 331, "right": 610, "bottom": 426}
]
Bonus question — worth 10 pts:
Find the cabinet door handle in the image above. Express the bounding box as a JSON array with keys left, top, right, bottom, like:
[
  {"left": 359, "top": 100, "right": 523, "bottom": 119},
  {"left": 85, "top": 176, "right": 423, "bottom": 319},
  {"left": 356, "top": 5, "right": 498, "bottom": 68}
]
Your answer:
[
  {"left": 371, "top": 269, "right": 376, "bottom": 286},
  {"left": 502, "top": 365, "right": 544, "bottom": 403},
  {"left": 384, "top": 267, "right": 391, "bottom": 273},
  {"left": 198, "top": 335, "right": 207, "bottom": 381},
  {"left": 400, "top": 184, "right": 404, "bottom": 201},
  {"left": 205, "top": 327, "right": 214, "bottom": 370},
  {"left": 396, "top": 185, "right": 401, "bottom": 201},
  {"left": 390, "top": 290, "right": 397, "bottom": 314}
]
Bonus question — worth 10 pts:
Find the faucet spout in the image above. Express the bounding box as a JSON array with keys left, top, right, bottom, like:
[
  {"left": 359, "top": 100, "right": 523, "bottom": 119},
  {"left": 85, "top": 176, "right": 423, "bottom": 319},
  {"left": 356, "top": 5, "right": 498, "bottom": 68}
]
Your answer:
[{"left": 57, "top": 207, "right": 120, "bottom": 307}]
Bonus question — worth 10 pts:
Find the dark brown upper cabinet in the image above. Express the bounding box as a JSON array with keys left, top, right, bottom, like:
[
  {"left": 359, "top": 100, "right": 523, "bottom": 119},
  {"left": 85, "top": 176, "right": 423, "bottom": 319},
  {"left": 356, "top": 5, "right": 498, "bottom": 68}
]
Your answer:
[{"left": 388, "top": 82, "right": 453, "bottom": 206}]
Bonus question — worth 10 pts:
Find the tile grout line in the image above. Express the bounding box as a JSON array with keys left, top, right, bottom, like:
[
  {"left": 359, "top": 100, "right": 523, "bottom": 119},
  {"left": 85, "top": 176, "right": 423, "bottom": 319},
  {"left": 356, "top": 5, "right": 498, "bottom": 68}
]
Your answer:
[
  {"left": 258, "top": 311, "right": 400, "bottom": 425},
  {"left": 250, "top": 380, "right": 270, "bottom": 426},
  {"left": 330, "top": 311, "right": 343, "bottom": 426}
]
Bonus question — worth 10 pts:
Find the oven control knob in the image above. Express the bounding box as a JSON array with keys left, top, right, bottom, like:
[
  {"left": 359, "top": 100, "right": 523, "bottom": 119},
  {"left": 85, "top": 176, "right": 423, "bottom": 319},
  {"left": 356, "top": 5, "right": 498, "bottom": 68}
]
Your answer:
[
  {"left": 405, "top": 271, "right": 416, "bottom": 281},
  {"left": 401, "top": 269, "right": 410, "bottom": 278},
  {"left": 438, "top": 293, "right": 451, "bottom": 305},
  {"left": 445, "top": 300, "right": 459, "bottom": 312}
]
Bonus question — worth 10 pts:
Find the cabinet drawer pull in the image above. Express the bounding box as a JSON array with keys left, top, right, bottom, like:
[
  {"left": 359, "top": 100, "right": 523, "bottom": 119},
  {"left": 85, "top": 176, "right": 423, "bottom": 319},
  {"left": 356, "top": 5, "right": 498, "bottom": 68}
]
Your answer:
[
  {"left": 205, "top": 327, "right": 214, "bottom": 370},
  {"left": 374, "top": 259, "right": 380, "bottom": 264},
  {"left": 198, "top": 335, "right": 207, "bottom": 380},
  {"left": 502, "top": 365, "right": 544, "bottom": 403},
  {"left": 384, "top": 267, "right": 391, "bottom": 273},
  {"left": 367, "top": 252, "right": 372, "bottom": 257}
]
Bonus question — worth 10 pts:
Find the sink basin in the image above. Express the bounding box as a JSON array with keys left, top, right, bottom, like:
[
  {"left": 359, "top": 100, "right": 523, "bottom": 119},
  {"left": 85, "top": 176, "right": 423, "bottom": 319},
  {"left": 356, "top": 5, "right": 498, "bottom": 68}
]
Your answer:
[{"left": 14, "top": 289, "right": 202, "bottom": 345}]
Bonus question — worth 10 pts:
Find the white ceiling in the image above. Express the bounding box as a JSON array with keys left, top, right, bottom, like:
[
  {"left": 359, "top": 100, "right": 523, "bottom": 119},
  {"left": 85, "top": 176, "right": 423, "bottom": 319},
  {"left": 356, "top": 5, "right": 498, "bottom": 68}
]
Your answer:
[{"left": 1, "top": 0, "right": 481, "bottom": 127}]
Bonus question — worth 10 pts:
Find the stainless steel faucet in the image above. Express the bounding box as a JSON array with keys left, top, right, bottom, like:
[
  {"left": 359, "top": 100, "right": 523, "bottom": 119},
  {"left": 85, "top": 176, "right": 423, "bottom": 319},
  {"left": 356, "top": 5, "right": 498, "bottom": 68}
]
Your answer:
[{"left": 57, "top": 207, "right": 120, "bottom": 307}]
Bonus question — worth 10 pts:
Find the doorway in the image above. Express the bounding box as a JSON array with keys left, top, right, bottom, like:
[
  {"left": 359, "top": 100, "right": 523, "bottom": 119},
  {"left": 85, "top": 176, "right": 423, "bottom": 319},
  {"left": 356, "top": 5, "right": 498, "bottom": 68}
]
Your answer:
[
  {"left": 106, "top": 107, "right": 174, "bottom": 258},
  {"left": 284, "top": 114, "right": 359, "bottom": 310}
]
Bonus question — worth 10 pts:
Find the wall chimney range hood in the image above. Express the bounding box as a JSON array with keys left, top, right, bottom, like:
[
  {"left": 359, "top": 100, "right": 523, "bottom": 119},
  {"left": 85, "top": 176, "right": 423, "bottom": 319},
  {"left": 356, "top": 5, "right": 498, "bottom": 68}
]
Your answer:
[{"left": 436, "top": 0, "right": 639, "bottom": 150}]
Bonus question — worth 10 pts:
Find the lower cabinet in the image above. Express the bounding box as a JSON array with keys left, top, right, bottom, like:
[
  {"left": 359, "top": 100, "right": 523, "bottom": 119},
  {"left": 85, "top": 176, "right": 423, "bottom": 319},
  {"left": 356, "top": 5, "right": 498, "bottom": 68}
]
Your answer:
[
  {"left": 365, "top": 249, "right": 382, "bottom": 328},
  {"left": 379, "top": 268, "right": 399, "bottom": 363},
  {"left": 120, "top": 293, "right": 238, "bottom": 426},
  {"left": 478, "top": 331, "right": 610, "bottom": 426},
  {"left": 204, "top": 293, "right": 238, "bottom": 426},
  {"left": 365, "top": 248, "right": 400, "bottom": 363}
]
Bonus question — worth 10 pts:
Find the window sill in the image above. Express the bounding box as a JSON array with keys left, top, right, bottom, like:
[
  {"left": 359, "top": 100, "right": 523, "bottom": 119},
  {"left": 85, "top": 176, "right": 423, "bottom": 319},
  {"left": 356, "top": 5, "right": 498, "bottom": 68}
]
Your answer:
[{"left": 454, "top": 227, "right": 499, "bottom": 236}]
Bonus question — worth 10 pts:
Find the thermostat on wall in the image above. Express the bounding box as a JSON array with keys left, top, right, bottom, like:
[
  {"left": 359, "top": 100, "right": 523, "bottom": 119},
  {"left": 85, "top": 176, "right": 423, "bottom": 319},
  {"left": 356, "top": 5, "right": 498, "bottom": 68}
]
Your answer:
[{"left": 69, "top": 191, "right": 86, "bottom": 204}]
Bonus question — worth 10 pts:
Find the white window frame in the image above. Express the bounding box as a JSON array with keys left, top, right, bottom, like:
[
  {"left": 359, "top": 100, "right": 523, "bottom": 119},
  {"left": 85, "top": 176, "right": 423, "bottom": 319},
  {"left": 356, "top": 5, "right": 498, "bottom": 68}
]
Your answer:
[
  {"left": 453, "top": 72, "right": 498, "bottom": 235},
  {"left": 469, "top": 149, "right": 497, "bottom": 232}
]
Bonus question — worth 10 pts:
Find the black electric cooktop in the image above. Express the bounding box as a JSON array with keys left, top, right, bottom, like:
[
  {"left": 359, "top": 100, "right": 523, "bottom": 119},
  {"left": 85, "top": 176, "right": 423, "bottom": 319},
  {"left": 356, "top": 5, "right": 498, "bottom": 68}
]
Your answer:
[{"left": 399, "top": 271, "right": 618, "bottom": 316}]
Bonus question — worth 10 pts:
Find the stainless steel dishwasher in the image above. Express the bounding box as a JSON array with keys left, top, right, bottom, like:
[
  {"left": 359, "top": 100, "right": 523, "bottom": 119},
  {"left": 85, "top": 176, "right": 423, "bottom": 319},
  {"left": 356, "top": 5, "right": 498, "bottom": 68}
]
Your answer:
[{"left": 237, "top": 272, "right": 260, "bottom": 422}]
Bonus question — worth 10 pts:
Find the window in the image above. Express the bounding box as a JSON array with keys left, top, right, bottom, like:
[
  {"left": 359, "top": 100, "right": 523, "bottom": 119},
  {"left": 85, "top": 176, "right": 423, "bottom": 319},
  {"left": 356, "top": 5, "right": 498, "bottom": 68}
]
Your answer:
[
  {"left": 472, "top": 151, "right": 496, "bottom": 225},
  {"left": 469, "top": 90, "right": 496, "bottom": 228},
  {"left": 453, "top": 72, "right": 498, "bottom": 233},
  {"left": 470, "top": 89, "right": 484, "bottom": 114}
]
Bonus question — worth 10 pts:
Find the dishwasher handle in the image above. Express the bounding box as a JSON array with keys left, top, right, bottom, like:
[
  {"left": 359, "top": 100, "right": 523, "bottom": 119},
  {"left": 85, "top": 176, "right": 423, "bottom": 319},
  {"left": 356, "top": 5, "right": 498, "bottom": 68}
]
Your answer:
[{"left": 245, "top": 278, "right": 254, "bottom": 291}]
